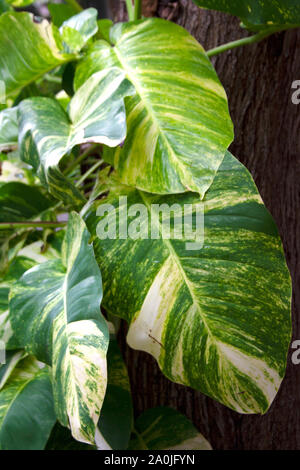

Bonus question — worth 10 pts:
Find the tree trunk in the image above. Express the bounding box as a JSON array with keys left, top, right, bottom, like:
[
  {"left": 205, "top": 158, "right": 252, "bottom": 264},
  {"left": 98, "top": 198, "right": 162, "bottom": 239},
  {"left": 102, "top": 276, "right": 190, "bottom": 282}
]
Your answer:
[{"left": 109, "top": 0, "right": 300, "bottom": 450}]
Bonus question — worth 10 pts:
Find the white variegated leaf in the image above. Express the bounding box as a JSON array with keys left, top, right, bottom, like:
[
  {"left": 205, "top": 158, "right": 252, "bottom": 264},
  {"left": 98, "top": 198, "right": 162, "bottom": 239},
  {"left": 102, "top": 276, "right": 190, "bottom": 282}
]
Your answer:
[
  {"left": 75, "top": 18, "right": 234, "bottom": 198},
  {"left": 9, "top": 212, "right": 109, "bottom": 444},
  {"left": 0, "top": 356, "right": 56, "bottom": 450},
  {"left": 129, "top": 407, "right": 212, "bottom": 450},
  {"left": 84, "top": 151, "right": 291, "bottom": 414},
  {"left": 18, "top": 67, "right": 134, "bottom": 207}
]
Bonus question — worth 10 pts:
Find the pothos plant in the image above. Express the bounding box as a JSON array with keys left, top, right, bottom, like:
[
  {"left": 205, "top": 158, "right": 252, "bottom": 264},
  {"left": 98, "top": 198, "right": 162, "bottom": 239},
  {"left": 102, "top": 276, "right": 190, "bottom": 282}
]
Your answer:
[{"left": 0, "top": 0, "right": 297, "bottom": 450}]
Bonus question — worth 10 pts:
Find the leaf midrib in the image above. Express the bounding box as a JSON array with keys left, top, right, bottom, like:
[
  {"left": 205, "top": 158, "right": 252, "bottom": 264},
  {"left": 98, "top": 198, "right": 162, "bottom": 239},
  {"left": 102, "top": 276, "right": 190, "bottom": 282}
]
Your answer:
[
  {"left": 138, "top": 190, "right": 215, "bottom": 344},
  {"left": 112, "top": 44, "right": 189, "bottom": 191}
]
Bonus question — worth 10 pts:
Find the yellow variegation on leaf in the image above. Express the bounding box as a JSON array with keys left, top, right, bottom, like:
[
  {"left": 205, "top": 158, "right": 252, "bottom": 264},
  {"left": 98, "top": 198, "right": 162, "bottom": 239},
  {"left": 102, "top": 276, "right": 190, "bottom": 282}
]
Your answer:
[
  {"left": 84, "top": 152, "right": 291, "bottom": 414},
  {"left": 9, "top": 213, "right": 109, "bottom": 444}
]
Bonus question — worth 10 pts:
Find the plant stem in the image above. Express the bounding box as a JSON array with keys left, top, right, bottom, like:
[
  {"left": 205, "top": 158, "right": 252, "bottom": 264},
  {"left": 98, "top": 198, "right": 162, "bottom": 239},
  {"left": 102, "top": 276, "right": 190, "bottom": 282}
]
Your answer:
[
  {"left": 133, "top": 0, "right": 142, "bottom": 20},
  {"left": 0, "top": 221, "right": 66, "bottom": 230},
  {"left": 206, "top": 28, "right": 285, "bottom": 57},
  {"left": 76, "top": 159, "right": 103, "bottom": 187},
  {"left": 44, "top": 74, "right": 62, "bottom": 84},
  {"left": 64, "top": 0, "right": 82, "bottom": 13},
  {"left": 125, "top": 0, "right": 134, "bottom": 21},
  {"left": 64, "top": 144, "right": 100, "bottom": 176}
]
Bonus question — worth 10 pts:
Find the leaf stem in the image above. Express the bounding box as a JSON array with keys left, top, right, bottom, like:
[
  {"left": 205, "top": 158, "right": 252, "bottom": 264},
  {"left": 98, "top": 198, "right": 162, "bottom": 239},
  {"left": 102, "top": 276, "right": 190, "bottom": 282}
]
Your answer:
[
  {"left": 125, "top": 0, "right": 134, "bottom": 21},
  {"left": 76, "top": 159, "right": 103, "bottom": 187},
  {"left": 64, "top": 0, "right": 83, "bottom": 13},
  {"left": 0, "top": 221, "right": 66, "bottom": 229},
  {"left": 206, "top": 26, "right": 295, "bottom": 57},
  {"left": 133, "top": 0, "right": 142, "bottom": 20},
  {"left": 64, "top": 144, "right": 100, "bottom": 176}
]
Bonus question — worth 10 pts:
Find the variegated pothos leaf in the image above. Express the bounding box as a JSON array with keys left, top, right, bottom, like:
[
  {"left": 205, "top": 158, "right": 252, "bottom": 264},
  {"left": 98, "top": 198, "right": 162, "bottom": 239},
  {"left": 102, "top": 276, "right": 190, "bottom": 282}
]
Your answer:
[
  {"left": 84, "top": 151, "right": 291, "bottom": 414},
  {"left": 192, "top": 0, "right": 300, "bottom": 31},
  {"left": 18, "top": 67, "right": 134, "bottom": 208},
  {"left": 75, "top": 18, "right": 234, "bottom": 198},
  {"left": 9, "top": 212, "right": 109, "bottom": 444}
]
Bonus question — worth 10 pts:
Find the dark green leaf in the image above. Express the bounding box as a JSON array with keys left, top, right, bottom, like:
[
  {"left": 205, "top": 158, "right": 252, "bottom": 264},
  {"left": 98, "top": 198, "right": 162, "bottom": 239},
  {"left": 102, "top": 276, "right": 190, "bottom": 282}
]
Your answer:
[
  {"left": 9, "top": 212, "right": 109, "bottom": 444},
  {"left": 192, "top": 1, "right": 300, "bottom": 31},
  {"left": 75, "top": 18, "right": 234, "bottom": 198},
  {"left": 129, "top": 407, "right": 211, "bottom": 450},
  {"left": 0, "top": 182, "right": 51, "bottom": 223}
]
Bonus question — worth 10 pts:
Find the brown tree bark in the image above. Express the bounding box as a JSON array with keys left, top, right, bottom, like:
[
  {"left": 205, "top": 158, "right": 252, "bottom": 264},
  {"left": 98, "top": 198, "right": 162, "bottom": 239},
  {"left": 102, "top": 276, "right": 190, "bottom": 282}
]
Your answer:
[{"left": 109, "top": 0, "right": 300, "bottom": 450}]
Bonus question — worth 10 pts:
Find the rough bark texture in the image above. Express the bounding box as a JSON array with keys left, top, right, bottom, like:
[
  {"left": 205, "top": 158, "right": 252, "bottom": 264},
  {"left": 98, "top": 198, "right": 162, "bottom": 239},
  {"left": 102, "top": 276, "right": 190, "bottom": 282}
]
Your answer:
[{"left": 109, "top": 0, "right": 300, "bottom": 450}]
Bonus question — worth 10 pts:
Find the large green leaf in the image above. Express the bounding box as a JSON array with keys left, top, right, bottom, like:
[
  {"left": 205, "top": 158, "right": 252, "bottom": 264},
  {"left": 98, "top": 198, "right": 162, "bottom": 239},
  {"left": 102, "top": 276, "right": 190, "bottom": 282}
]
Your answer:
[
  {"left": 0, "top": 12, "right": 75, "bottom": 101},
  {"left": 75, "top": 18, "right": 233, "bottom": 198},
  {"left": 0, "top": 356, "right": 56, "bottom": 450},
  {"left": 18, "top": 67, "right": 134, "bottom": 207},
  {"left": 129, "top": 407, "right": 211, "bottom": 450},
  {"left": 9, "top": 212, "right": 109, "bottom": 444},
  {"left": 84, "top": 151, "right": 291, "bottom": 414},
  {"left": 97, "top": 331, "right": 133, "bottom": 450},
  {"left": 192, "top": 1, "right": 300, "bottom": 31}
]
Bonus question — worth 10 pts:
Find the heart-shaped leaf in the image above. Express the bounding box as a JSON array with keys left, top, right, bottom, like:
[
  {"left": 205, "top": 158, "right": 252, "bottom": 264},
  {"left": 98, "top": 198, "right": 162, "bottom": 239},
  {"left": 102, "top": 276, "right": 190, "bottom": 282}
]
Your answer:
[
  {"left": 84, "top": 151, "right": 291, "bottom": 414},
  {"left": 75, "top": 18, "right": 234, "bottom": 198}
]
